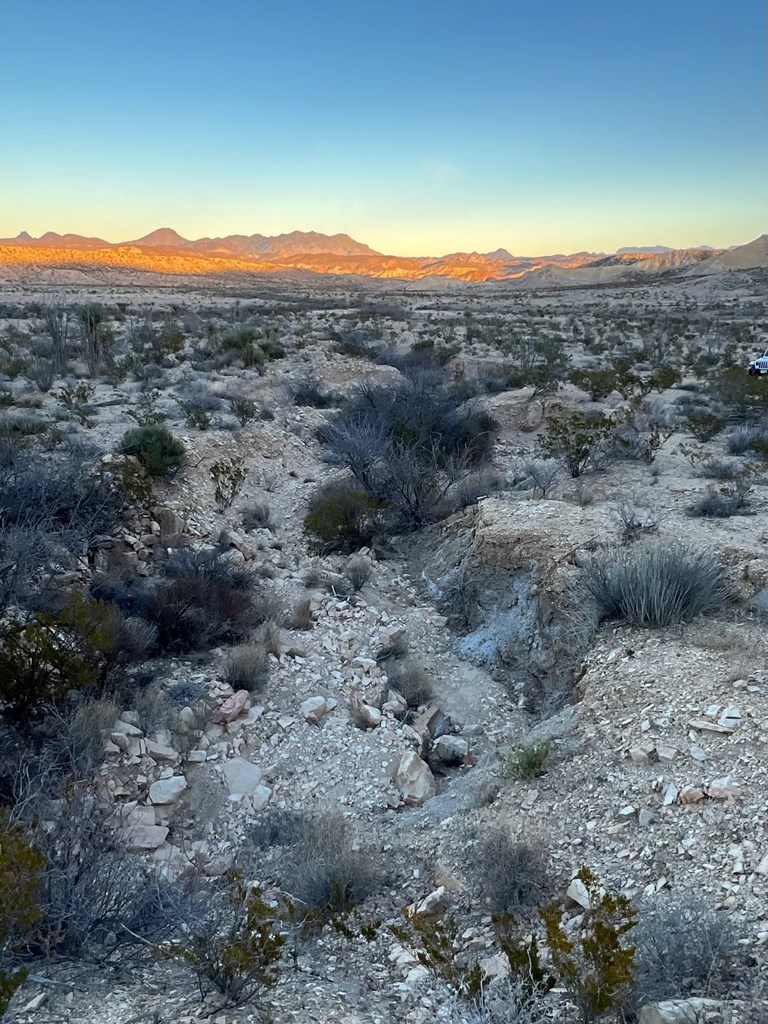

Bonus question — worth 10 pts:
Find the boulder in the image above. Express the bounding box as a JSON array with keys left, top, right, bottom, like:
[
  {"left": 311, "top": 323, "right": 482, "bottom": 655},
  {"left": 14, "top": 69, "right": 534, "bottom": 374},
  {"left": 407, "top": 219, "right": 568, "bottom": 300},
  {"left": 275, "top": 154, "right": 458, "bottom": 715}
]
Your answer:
[
  {"left": 149, "top": 776, "right": 187, "bottom": 805},
  {"left": 301, "top": 695, "right": 335, "bottom": 724},
  {"left": 567, "top": 877, "right": 591, "bottom": 910},
  {"left": 394, "top": 751, "right": 436, "bottom": 806},
  {"left": 156, "top": 507, "right": 186, "bottom": 547},
  {"left": 118, "top": 824, "right": 169, "bottom": 852},
  {"left": 432, "top": 735, "right": 469, "bottom": 766},
  {"left": 212, "top": 689, "right": 250, "bottom": 724}
]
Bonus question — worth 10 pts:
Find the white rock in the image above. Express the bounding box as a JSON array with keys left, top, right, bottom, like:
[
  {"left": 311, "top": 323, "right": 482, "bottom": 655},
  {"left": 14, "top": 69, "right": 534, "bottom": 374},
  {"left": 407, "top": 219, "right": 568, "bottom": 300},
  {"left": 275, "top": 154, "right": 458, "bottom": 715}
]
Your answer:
[
  {"left": 432, "top": 735, "right": 469, "bottom": 765},
  {"left": 638, "top": 998, "right": 722, "bottom": 1024},
  {"left": 222, "top": 757, "right": 263, "bottom": 795},
  {"left": 149, "top": 776, "right": 188, "bottom": 805},
  {"left": 250, "top": 785, "right": 272, "bottom": 811},
  {"left": 394, "top": 751, "right": 436, "bottom": 806},
  {"left": 567, "top": 877, "right": 591, "bottom": 910},
  {"left": 118, "top": 824, "right": 169, "bottom": 852},
  {"left": 301, "top": 695, "right": 333, "bottom": 724}
]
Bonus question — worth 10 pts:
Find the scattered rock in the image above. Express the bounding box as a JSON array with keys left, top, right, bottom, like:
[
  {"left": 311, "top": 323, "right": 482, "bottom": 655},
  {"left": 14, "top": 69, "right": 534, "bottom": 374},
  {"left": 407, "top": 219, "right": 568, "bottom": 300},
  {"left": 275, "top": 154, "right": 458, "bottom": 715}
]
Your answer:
[
  {"left": 638, "top": 998, "right": 723, "bottom": 1024},
  {"left": 212, "top": 690, "right": 251, "bottom": 724},
  {"left": 394, "top": 751, "right": 436, "bottom": 806},
  {"left": 118, "top": 824, "right": 170, "bottom": 852},
  {"left": 222, "top": 757, "right": 263, "bottom": 795},
  {"left": 149, "top": 776, "right": 188, "bottom": 805},
  {"left": 431, "top": 735, "right": 469, "bottom": 766}
]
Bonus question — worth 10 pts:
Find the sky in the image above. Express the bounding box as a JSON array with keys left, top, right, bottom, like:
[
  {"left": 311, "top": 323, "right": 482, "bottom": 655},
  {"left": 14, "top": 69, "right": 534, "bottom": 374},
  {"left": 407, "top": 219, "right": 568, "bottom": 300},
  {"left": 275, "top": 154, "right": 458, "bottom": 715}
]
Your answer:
[{"left": 0, "top": 0, "right": 765, "bottom": 256}]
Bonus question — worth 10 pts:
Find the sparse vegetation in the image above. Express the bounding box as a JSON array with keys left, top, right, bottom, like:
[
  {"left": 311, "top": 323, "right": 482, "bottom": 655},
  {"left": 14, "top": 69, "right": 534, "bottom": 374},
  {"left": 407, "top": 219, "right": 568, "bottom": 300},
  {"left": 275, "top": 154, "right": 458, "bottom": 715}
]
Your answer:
[{"left": 120, "top": 424, "right": 185, "bottom": 477}]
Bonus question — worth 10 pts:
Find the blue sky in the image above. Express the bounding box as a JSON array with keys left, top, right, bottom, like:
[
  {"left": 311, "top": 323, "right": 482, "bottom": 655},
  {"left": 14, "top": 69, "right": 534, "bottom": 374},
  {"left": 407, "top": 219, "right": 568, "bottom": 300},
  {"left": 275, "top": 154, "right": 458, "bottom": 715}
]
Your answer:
[{"left": 0, "top": 0, "right": 765, "bottom": 255}]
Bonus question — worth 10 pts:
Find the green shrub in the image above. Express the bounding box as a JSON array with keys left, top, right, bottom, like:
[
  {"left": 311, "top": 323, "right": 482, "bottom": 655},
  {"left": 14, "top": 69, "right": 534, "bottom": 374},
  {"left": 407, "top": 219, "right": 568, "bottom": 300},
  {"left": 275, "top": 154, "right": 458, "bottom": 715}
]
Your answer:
[
  {"left": 541, "top": 867, "right": 636, "bottom": 1023},
  {"left": 120, "top": 424, "right": 184, "bottom": 477},
  {"left": 179, "top": 400, "right": 213, "bottom": 430},
  {"left": 0, "top": 812, "right": 45, "bottom": 1016},
  {"left": 539, "top": 409, "right": 615, "bottom": 477},
  {"left": 582, "top": 542, "right": 731, "bottom": 628},
  {"left": 503, "top": 740, "right": 552, "bottom": 780},
  {"left": 303, "top": 479, "right": 383, "bottom": 554},
  {"left": 683, "top": 411, "right": 725, "bottom": 442}
]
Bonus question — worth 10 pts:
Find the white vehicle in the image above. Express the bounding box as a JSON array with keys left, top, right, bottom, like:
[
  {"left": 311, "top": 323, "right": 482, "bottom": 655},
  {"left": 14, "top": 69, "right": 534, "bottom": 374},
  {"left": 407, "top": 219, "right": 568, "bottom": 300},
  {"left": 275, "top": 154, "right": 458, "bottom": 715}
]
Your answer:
[{"left": 748, "top": 350, "right": 768, "bottom": 375}]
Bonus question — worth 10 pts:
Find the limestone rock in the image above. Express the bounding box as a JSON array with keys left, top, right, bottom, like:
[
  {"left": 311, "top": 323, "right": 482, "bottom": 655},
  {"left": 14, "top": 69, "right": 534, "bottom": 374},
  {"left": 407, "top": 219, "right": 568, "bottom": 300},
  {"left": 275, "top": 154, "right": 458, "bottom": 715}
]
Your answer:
[
  {"left": 222, "top": 757, "right": 263, "bottom": 796},
  {"left": 638, "top": 998, "right": 722, "bottom": 1024},
  {"left": 301, "top": 695, "right": 335, "bottom": 724},
  {"left": 118, "top": 824, "right": 169, "bottom": 852},
  {"left": 394, "top": 751, "right": 436, "bottom": 806},
  {"left": 149, "top": 776, "right": 188, "bottom": 805},
  {"left": 567, "top": 877, "right": 591, "bottom": 910}
]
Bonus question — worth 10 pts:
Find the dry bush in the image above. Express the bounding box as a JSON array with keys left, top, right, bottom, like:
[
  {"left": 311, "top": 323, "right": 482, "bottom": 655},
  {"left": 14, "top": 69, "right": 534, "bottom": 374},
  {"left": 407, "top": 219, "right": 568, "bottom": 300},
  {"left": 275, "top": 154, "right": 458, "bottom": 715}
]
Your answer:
[
  {"left": 386, "top": 658, "right": 434, "bottom": 708},
  {"left": 476, "top": 831, "right": 550, "bottom": 913},
  {"left": 630, "top": 894, "right": 743, "bottom": 1009},
  {"left": 241, "top": 502, "right": 273, "bottom": 532},
  {"left": 281, "top": 811, "right": 381, "bottom": 917},
  {"left": 224, "top": 644, "right": 270, "bottom": 693},
  {"left": 289, "top": 596, "right": 314, "bottom": 631},
  {"left": 344, "top": 554, "right": 373, "bottom": 591}
]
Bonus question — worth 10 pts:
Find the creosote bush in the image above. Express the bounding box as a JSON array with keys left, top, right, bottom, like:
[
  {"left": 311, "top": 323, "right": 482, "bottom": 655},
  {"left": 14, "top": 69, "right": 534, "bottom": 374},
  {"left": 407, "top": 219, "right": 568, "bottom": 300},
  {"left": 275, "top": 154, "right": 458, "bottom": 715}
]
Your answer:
[
  {"left": 160, "top": 869, "right": 284, "bottom": 1008},
  {"left": 538, "top": 409, "right": 615, "bottom": 478},
  {"left": 303, "top": 478, "right": 383, "bottom": 554},
  {"left": 119, "top": 424, "right": 185, "bottom": 477},
  {"left": 582, "top": 542, "right": 731, "bottom": 628},
  {"left": 541, "top": 867, "right": 636, "bottom": 1023}
]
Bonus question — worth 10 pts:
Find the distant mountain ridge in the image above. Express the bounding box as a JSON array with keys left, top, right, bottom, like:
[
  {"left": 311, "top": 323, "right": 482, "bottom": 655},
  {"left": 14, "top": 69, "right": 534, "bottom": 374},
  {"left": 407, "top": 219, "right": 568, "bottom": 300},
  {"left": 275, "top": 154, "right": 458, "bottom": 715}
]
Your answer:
[{"left": 0, "top": 227, "right": 762, "bottom": 286}]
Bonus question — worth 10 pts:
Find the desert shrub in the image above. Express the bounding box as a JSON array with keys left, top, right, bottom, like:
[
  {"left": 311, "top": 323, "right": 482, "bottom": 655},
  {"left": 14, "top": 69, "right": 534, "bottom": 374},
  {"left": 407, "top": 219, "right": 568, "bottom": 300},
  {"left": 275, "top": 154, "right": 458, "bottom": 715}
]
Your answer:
[
  {"left": 538, "top": 409, "right": 615, "bottom": 478},
  {"left": 0, "top": 812, "right": 45, "bottom": 1015},
  {"left": 179, "top": 400, "right": 213, "bottom": 430},
  {"left": 241, "top": 502, "right": 273, "bottom": 532},
  {"left": 0, "top": 448, "right": 123, "bottom": 611},
  {"left": 683, "top": 411, "right": 725, "bottom": 442},
  {"left": 688, "top": 481, "right": 752, "bottom": 518},
  {"left": 0, "top": 610, "right": 104, "bottom": 723},
  {"left": 344, "top": 554, "right": 373, "bottom": 591},
  {"left": 161, "top": 870, "right": 283, "bottom": 1007},
  {"left": 477, "top": 832, "right": 549, "bottom": 913},
  {"left": 303, "top": 478, "right": 383, "bottom": 554},
  {"left": 210, "top": 456, "right": 247, "bottom": 512},
  {"left": 711, "top": 366, "right": 768, "bottom": 422},
  {"left": 119, "top": 424, "right": 184, "bottom": 477},
  {"left": 386, "top": 658, "right": 434, "bottom": 708},
  {"left": 15, "top": 784, "right": 146, "bottom": 958},
  {"left": 145, "top": 549, "right": 262, "bottom": 653},
  {"left": 502, "top": 741, "right": 552, "bottom": 781},
  {"left": 512, "top": 458, "right": 560, "bottom": 498},
  {"left": 291, "top": 374, "right": 336, "bottom": 408},
  {"left": 289, "top": 596, "right": 314, "bottom": 631},
  {"left": 630, "top": 894, "right": 741, "bottom": 1009},
  {"left": 248, "top": 809, "right": 305, "bottom": 850},
  {"left": 282, "top": 812, "right": 381, "bottom": 918},
  {"left": 76, "top": 304, "right": 114, "bottom": 377},
  {"left": 541, "top": 868, "right": 636, "bottom": 1023},
  {"left": 582, "top": 542, "right": 731, "bottom": 628},
  {"left": 228, "top": 395, "right": 258, "bottom": 426},
  {"left": 45, "top": 696, "right": 121, "bottom": 776},
  {"left": 696, "top": 456, "right": 746, "bottom": 480},
  {"left": 726, "top": 422, "right": 768, "bottom": 453},
  {"left": 224, "top": 644, "right": 270, "bottom": 693},
  {"left": 613, "top": 499, "right": 660, "bottom": 543}
]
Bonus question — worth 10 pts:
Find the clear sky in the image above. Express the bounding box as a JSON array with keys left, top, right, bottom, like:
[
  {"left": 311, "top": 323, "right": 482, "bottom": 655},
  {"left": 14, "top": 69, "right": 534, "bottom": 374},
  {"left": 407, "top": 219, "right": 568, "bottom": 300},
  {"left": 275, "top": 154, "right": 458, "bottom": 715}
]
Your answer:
[{"left": 0, "top": 0, "right": 765, "bottom": 256}]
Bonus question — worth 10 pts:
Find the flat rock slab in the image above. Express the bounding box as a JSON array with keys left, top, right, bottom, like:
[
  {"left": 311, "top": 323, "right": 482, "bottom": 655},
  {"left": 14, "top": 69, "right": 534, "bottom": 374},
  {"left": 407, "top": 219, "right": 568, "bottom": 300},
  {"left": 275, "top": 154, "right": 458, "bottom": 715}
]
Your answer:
[{"left": 222, "top": 757, "right": 264, "bottom": 796}]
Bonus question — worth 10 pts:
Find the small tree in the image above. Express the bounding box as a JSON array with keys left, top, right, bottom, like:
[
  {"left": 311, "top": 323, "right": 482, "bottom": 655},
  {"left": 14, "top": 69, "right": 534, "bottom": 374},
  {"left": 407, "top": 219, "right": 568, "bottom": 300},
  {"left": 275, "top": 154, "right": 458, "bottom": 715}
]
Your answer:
[{"left": 0, "top": 812, "right": 45, "bottom": 1016}]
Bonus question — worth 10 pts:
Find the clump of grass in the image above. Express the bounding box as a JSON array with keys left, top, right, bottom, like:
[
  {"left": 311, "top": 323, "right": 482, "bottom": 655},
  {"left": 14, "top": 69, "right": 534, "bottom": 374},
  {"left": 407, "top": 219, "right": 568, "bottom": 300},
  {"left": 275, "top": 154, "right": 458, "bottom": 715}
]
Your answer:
[
  {"left": 386, "top": 658, "right": 433, "bottom": 708},
  {"left": 224, "top": 644, "right": 270, "bottom": 693},
  {"left": 582, "top": 541, "right": 731, "bottom": 628}
]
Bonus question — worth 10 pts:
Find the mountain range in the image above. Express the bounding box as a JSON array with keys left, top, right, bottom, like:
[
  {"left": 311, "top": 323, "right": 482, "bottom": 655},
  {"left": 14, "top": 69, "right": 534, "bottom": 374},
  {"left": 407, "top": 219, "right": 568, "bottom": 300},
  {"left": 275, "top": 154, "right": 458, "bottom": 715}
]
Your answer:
[{"left": 0, "top": 228, "right": 764, "bottom": 286}]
